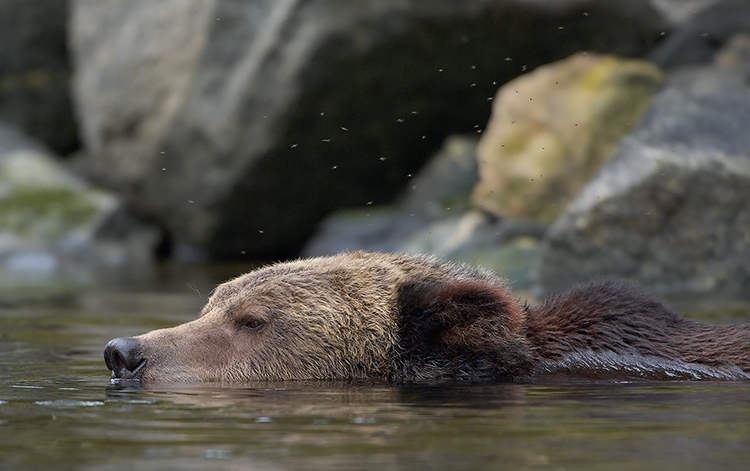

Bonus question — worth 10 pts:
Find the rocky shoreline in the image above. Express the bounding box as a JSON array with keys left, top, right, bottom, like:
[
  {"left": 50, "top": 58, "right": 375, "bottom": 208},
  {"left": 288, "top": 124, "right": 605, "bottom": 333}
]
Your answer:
[{"left": 1, "top": 0, "right": 748, "bottom": 298}]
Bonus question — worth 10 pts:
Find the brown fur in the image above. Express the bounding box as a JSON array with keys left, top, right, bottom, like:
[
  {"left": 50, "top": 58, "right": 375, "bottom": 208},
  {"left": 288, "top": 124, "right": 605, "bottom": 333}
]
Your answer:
[
  {"left": 104, "top": 252, "right": 750, "bottom": 383},
  {"left": 527, "top": 279, "right": 750, "bottom": 380}
]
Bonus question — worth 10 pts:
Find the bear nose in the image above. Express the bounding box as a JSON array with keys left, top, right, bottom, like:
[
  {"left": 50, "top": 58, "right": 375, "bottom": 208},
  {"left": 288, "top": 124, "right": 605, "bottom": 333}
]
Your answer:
[{"left": 104, "top": 337, "right": 147, "bottom": 380}]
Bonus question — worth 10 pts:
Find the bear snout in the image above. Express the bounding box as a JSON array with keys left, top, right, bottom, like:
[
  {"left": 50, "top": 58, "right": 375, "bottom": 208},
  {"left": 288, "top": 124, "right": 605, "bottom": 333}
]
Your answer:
[{"left": 104, "top": 337, "right": 147, "bottom": 381}]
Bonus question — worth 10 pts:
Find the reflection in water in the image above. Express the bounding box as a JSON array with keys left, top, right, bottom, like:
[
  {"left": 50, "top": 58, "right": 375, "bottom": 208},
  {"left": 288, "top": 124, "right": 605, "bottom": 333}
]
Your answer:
[{"left": 1, "top": 276, "right": 750, "bottom": 470}]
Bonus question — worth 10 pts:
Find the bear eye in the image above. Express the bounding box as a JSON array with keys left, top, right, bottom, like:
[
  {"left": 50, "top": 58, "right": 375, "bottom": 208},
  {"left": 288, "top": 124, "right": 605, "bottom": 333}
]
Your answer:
[{"left": 242, "top": 318, "right": 265, "bottom": 331}]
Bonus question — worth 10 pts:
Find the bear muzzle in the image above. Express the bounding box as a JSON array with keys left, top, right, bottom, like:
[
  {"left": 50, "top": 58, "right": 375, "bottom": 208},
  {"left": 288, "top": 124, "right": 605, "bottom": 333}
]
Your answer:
[{"left": 104, "top": 337, "right": 147, "bottom": 381}]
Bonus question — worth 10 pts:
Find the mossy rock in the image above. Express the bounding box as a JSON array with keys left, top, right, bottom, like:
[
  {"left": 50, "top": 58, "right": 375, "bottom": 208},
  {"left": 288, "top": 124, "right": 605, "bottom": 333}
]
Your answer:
[
  {"left": 473, "top": 53, "right": 663, "bottom": 223},
  {"left": 0, "top": 150, "right": 114, "bottom": 242}
]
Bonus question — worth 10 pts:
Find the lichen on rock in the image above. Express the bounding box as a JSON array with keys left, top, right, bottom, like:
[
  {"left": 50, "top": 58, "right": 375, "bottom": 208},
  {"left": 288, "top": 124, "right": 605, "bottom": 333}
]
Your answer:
[
  {"left": 0, "top": 124, "right": 160, "bottom": 289},
  {"left": 0, "top": 151, "right": 106, "bottom": 241},
  {"left": 472, "top": 53, "right": 663, "bottom": 223}
]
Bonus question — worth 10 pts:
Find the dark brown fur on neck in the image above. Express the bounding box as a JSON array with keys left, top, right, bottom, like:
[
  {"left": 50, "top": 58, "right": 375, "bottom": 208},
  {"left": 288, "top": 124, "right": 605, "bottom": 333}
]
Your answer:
[
  {"left": 396, "top": 276, "right": 750, "bottom": 382},
  {"left": 525, "top": 279, "right": 750, "bottom": 380}
]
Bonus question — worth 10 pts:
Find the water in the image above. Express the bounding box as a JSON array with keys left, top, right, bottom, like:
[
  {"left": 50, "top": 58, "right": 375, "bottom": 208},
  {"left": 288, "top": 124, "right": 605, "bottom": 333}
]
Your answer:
[{"left": 2, "top": 265, "right": 750, "bottom": 470}]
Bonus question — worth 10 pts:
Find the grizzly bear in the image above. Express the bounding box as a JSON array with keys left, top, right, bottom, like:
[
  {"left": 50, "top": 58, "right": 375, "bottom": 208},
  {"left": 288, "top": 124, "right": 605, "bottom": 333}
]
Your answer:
[{"left": 104, "top": 251, "right": 750, "bottom": 383}]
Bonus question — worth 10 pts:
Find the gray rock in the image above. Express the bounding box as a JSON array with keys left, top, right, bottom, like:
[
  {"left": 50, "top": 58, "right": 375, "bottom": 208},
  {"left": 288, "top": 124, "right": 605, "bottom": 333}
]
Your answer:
[
  {"left": 0, "top": 123, "right": 160, "bottom": 288},
  {"left": 70, "top": 0, "right": 665, "bottom": 259},
  {"left": 649, "top": 0, "right": 750, "bottom": 70},
  {"left": 0, "top": 0, "right": 78, "bottom": 154},
  {"left": 666, "top": 33, "right": 750, "bottom": 94},
  {"left": 401, "top": 211, "right": 546, "bottom": 258},
  {"left": 531, "top": 90, "right": 750, "bottom": 298},
  {"left": 651, "top": 0, "right": 719, "bottom": 26},
  {"left": 401, "top": 211, "right": 543, "bottom": 289},
  {"left": 304, "top": 135, "right": 480, "bottom": 256},
  {"left": 648, "top": 0, "right": 721, "bottom": 25},
  {"left": 304, "top": 133, "right": 545, "bottom": 286}
]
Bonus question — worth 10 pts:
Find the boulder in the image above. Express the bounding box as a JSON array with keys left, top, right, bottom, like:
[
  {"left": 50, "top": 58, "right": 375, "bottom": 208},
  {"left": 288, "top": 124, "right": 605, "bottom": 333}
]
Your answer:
[
  {"left": 649, "top": 0, "right": 750, "bottom": 70},
  {"left": 666, "top": 32, "right": 750, "bottom": 94},
  {"left": 0, "top": 123, "right": 160, "bottom": 289},
  {"left": 530, "top": 90, "right": 750, "bottom": 298},
  {"left": 0, "top": 0, "right": 78, "bottom": 154},
  {"left": 69, "top": 0, "right": 665, "bottom": 259},
  {"left": 304, "top": 134, "right": 545, "bottom": 285},
  {"left": 472, "top": 53, "right": 663, "bottom": 223},
  {"left": 400, "top": 212, "right": 544, "bottom": 289},
  {"left": 647, "top": 0, "right": 720, "bottom": 25},
  {"left": 304, "top": 135, "right": 480, "bottom": 256}
]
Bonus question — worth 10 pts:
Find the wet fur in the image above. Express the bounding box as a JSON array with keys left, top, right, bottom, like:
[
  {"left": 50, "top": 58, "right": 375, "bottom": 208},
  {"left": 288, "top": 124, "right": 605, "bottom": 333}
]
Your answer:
[{"left": 526, "top": 280, "right": 750, "bottom": 380}]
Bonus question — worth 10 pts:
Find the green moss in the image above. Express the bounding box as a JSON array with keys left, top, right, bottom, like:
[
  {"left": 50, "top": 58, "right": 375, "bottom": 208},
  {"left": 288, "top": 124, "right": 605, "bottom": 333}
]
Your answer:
[{"left": 0, "top": 187, "right": 99, "bottom": 236}]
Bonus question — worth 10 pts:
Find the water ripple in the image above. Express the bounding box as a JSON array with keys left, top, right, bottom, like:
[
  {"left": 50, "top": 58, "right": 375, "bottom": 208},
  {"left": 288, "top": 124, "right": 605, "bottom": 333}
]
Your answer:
[{"left": 34, "top": 400, "right": 105, "bottom": 408}]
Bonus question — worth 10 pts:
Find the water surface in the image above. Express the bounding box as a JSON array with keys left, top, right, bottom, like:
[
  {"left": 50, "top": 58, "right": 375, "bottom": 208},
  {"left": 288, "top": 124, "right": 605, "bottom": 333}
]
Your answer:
[{"left": 1, "top": 265, "right": 749, "bottom": 470}]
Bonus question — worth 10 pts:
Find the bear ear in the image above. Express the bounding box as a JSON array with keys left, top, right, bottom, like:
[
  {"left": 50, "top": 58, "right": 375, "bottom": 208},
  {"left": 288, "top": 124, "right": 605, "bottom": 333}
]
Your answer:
[{"left": 398, "top": 278, "right": 526, "bottom": 354}]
